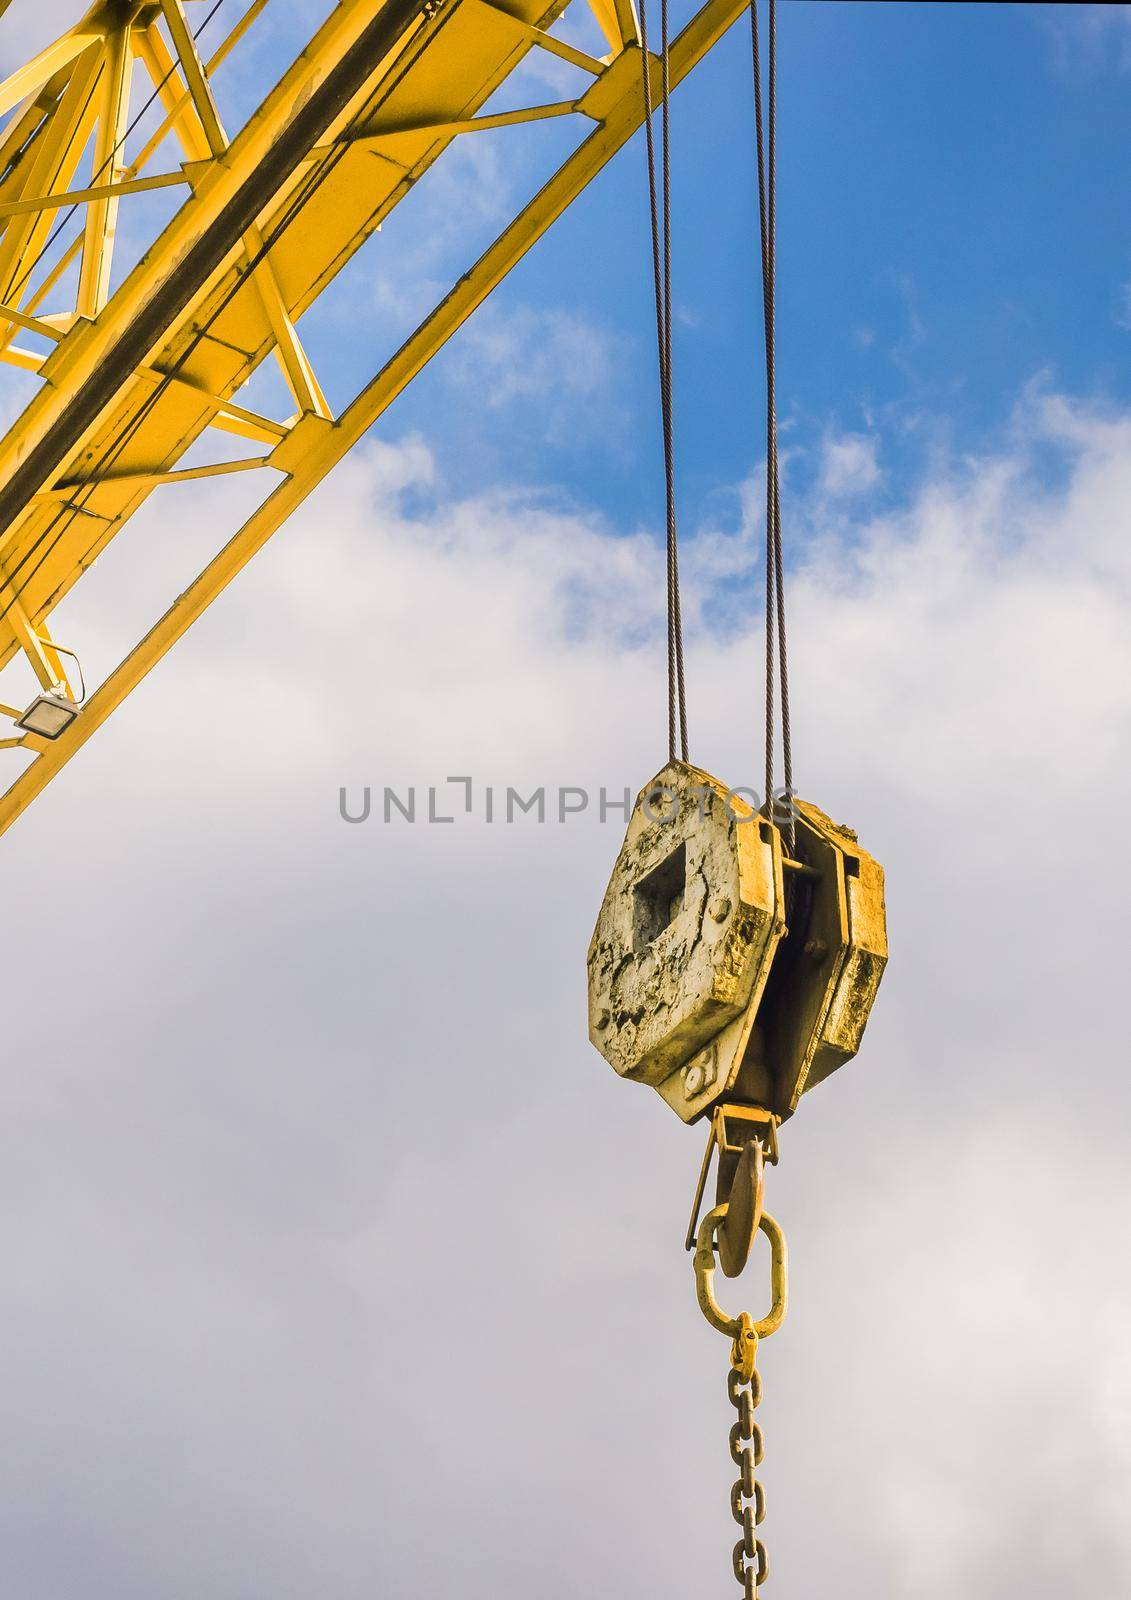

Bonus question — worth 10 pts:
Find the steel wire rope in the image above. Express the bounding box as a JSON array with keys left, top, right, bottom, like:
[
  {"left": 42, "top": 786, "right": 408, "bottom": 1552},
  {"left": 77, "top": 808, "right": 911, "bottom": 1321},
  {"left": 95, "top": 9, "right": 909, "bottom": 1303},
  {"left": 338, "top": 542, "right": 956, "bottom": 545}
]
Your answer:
[
  {"left": 639, "top": 0, "right": 688, "bottom": 763},
  {"left": 750, "top": 0, "right": 794, "bottom": 846}
]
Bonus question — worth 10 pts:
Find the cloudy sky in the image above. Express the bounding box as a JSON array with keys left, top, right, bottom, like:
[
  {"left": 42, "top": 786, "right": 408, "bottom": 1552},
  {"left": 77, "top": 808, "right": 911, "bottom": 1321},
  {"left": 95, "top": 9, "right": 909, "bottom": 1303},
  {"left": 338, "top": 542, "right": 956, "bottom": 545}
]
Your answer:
[{"left": 2, "top": 2, "right": 1131, "bottom": 1597}]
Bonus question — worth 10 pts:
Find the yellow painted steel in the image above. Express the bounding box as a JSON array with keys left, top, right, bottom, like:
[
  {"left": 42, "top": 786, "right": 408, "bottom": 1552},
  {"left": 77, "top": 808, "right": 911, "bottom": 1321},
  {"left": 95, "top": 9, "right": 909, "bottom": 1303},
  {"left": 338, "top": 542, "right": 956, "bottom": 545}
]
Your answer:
[
  {"left": 0, "top": 0, "right": 749, "bottom": 837},
  {"left": 694, "top": 1206, "right": 787, "bottom": 1342}
]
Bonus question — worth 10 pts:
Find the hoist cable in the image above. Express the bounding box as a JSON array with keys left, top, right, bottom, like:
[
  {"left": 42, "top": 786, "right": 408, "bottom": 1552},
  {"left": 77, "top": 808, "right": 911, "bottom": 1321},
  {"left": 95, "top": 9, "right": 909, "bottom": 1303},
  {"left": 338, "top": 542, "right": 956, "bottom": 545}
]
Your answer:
[
  {"left": 639, "top": 0, "right": 688, "bottom": 764},
  {"left": 750, "top": 0, "right": 794, "bottom": 844},
  {"left": 661, "top": 0, "right": 689, "bottom": 766},
  {"left": 767, "top": 0, "right": 794, "bottom": 830}
]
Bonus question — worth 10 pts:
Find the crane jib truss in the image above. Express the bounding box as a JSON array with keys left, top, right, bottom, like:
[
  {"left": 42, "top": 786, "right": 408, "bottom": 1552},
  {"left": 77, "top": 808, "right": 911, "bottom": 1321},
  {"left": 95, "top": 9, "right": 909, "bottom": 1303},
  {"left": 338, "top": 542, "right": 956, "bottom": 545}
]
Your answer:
[{"left": 0, "top": 0, "right": 747, "bottom": 839}]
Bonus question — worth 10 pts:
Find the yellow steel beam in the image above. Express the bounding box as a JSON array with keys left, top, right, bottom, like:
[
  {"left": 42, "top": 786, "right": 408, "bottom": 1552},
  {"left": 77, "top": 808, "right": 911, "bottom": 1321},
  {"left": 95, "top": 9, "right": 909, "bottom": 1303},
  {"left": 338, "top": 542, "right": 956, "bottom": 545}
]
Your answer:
[
  {"left": 0, "top": 0, "right": 431, "bottom": 550},
  {"left": 174, "top": 391, "right": 289, "bottom": 445},
  {"left": 47, "top": 454, "right": 273, "bottom": 495},
  {"left": 0, "top": 0, "right": 269, "bottom": 413},
  {"left": 0, "top": 317, "right": 290, "bottom": 443},
  {"left": 157, "top": 0, "right": 227, "bottom": 152},
  {"left": 0, "top": 0, "right": 748, "bottom": 838},
  {"left": 588, "top": 0, "right": 623, "bottom": 54},
  {"left": 496, "top": 17, "right": 604, "bottom": 75},
  {"left": 0, "top": 302, "right": 64, "bottom": 340},
  {"left": 0, "top": 22, "right": 104, "bottom": 119},
  {"left": 0, "top": 96, "right": 63, "bottom": 198},
  {"left": 0, "top": 20, "right": 113, "bottom": 697},
  {"left": 125, "top": 0, "right": 271, "bottom": 177},
  {"left": 0, "top": 344, "right": 45, "bottom": 371},
  {"left": 0, "top": 0, "right": 400, "bottom": 513},
  {"left": 0, "top": 44, "right": 105, "bottom": 306},
  {"left": 0, "top": 572, "right": 55, "bottom": 689},
  {"left": 130, "top": 18, "right": 212, "bottom": 161},
  {"left": 0, "top": 0, "right": 585, "bottom": 645},
  {"left": 352, "top": 99, "right": 585, "bottom": 141},
  {"left": 35, "top": 617, "right": 76, "bottom": 699},
  {"left": 289, "top": 41, "right": 711, "bottom": 459},
  {"left": 152, "top": 0, "right": 333, "bottom": 418},
  {"left": 0, "top": 169, "right": 190, "bottom": 220},
  {"left": 0, "top": 236, "right": 81, "bottom": 351},
  {"left": 613, "top": 0, "right": 642, "bottom": 50},
  {"left": 77, "top": 14, "right": 135, "bottom": 316},
  {"left": 289, "top": 94, "right": 592, "bottom": 175},
  {"left": 0, "top": 0, "right": 235, "bottom": 351}
]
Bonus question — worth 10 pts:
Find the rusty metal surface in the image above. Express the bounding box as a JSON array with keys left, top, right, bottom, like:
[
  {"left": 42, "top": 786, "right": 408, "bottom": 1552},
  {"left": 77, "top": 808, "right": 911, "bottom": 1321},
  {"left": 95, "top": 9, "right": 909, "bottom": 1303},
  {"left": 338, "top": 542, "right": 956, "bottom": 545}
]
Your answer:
[
  {"left": 587, "top": 759, "right": 786, "bottom": 1120},
  {"left": 588, "top": 762, "right": 887, "bottom": 1123}
]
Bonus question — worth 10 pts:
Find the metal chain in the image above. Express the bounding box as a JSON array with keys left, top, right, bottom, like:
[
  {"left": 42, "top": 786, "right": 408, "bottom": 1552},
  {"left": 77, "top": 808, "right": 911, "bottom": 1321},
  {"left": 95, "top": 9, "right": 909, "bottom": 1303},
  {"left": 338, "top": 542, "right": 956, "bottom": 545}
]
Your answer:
[
  {"left": 728, "top": 1328, "right": 768, "bottom": 1598},
  {"left": 692, "top": 1139, "right": 785, "bottom": 1599}
]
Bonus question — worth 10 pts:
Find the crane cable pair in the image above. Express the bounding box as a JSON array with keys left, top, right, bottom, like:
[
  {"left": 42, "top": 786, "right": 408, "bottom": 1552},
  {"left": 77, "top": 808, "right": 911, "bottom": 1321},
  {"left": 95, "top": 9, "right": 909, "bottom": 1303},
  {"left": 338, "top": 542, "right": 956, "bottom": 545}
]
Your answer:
[
  {"left": 636, "top": 5, "right": 791, "bottom": 1596},
  {"left": 638, "top": 0, "right": 793, "bottom": 837}
]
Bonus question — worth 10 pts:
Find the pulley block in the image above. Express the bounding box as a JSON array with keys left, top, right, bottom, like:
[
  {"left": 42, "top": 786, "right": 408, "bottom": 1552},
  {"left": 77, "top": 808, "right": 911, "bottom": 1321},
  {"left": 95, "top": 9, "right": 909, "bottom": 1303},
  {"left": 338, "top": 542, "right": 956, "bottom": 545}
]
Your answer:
[{"left": 587, "top": 760, "right": 887, "bottom": 1124}]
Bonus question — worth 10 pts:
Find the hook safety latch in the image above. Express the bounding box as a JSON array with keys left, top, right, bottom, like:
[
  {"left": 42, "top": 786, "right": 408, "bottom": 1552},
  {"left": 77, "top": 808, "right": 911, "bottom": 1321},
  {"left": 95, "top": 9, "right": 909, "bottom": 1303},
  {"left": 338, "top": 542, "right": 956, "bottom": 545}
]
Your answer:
[{"left": 694, "top": 1204, "right": 788, "bottom": 1343}]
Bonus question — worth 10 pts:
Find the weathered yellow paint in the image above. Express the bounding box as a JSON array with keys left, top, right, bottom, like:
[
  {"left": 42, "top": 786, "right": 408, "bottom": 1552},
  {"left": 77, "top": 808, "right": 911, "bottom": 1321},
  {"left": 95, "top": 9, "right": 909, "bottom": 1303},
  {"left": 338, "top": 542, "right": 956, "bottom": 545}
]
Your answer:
[
  {"left": 588, "top": 761, "right": 786, "bottom": 1113},
  {"left": 588, "top": 764, "right": 888, "bottom": 1124},
  {"left": 77, "top": 15, "right": 133, "bottom": 316}
]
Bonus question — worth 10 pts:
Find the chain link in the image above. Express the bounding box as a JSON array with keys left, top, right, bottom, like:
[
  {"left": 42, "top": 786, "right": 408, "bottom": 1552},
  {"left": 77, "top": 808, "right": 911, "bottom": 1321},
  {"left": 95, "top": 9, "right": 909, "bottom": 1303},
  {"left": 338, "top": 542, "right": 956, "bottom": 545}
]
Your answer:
[
  {"left": 727, "top": 1330, "right": 768, "bottom": 1597},
  {"left": 692, "top": 1140, "right": 786, "bottom": 1596}
]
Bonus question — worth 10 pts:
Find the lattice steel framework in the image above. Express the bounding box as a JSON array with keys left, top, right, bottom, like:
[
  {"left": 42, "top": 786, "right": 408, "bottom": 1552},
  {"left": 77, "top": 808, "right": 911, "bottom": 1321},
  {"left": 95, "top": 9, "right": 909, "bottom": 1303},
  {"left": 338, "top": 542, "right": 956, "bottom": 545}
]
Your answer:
[{"left": 0, "top": 0, "right": 745, "bottom": 837}]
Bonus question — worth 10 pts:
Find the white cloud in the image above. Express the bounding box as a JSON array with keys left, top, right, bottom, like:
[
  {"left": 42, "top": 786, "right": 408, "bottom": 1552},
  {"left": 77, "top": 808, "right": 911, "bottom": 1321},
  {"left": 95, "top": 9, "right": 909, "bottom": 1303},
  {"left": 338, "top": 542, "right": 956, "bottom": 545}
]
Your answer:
[
  {"left": 818, "top": 430, "right": 881, "bottom": 497},
  {"left": 0, "top": 0, "right": 83, "bottom": 72},
  {"left": 1117, "top": 277, "right": 1131, "bottom": 331},
  {"left": 1, "top": 387, "right": 1130, "bottom": 1596},
  {"left": 444, "top": 303, "right": 622, "bottom": 437},
  {"left": 1042, "top": 3, "right": 1131, "bottom": 77}
]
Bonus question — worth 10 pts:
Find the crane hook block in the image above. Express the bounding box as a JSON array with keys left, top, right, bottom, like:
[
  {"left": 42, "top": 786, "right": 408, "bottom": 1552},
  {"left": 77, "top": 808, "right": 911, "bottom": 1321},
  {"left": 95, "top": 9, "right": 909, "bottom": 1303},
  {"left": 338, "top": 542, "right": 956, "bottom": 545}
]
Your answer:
[{"left": 586, "top": 761, "right": 887, "bottom": 1124}]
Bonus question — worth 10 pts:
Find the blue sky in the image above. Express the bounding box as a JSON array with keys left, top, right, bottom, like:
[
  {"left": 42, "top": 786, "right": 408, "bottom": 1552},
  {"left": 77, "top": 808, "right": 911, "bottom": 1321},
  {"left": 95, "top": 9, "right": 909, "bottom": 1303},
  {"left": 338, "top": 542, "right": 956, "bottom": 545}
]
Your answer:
[
  {"left": 4, "top": 9, "right": 1131, "bottom": 1597},
  {"left": 5, "top": 0, "right": 1128, "bottom": 542},
  {"left": 275, "top": 1, "right": 1131, "bottom": 535}
]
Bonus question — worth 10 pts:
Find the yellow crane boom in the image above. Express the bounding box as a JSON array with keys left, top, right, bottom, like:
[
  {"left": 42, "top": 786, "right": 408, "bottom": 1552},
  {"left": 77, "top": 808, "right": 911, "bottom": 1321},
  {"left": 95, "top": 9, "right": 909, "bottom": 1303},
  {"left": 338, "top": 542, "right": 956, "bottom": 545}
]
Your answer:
[{"left": 0, "top": 0, "right": 745, "bottom": 838}]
